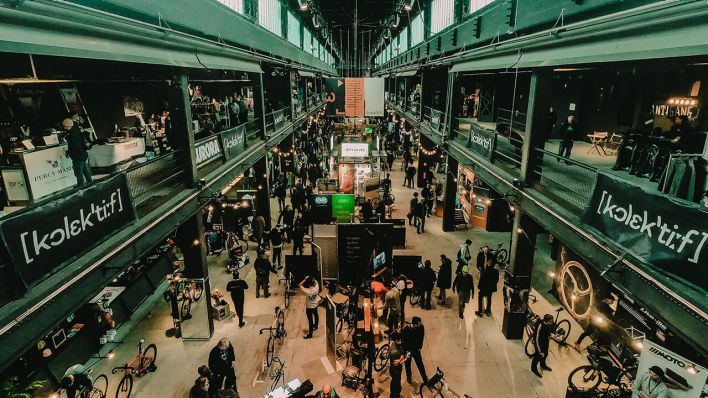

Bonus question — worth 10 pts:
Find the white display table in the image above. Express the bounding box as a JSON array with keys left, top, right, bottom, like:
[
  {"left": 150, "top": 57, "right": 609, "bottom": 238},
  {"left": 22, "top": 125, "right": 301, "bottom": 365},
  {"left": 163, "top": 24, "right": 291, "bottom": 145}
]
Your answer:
[{"left": 88, "top": 138, "right": 145, "bottom": 168}]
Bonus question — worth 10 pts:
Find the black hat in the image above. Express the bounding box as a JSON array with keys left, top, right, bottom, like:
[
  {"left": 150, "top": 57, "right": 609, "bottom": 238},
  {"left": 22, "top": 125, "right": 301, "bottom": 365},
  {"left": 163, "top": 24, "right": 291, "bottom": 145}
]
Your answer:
[{"left": 649, "top": 366, "right": 664, "bottom": 378}]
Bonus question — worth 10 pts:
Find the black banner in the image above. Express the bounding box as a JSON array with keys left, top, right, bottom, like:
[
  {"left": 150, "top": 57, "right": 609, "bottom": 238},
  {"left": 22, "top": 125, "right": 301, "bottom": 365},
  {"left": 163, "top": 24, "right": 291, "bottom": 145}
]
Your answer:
[
  {"left": 0, "top": 174, "right": 136, "bottom": 285},
  {"left": 468, "top": 124, "right": 496, "bottom": 160},
  {"left": 430, "top": 109, "right": 443, "bottom": 132},
  {"left": 220, "top": 125, "right": 246, "bottom": 161},
  {"left": 337, "top": 223, "right": 393, "bottom": 285},
  {"left": 311, "top": 194, "right": 333, "bottom": 224},
  {"left": 273, "top": 109, "right": 286, "bottom": 131},
  {"left": 324, "top": 78, "right": 345, "bottom": 116},
  {"left": 581, "top": 172, "right": 708, "bottom": 290},
  {"left": 194, "top": 135, "right": 223, "bottom": 168}
]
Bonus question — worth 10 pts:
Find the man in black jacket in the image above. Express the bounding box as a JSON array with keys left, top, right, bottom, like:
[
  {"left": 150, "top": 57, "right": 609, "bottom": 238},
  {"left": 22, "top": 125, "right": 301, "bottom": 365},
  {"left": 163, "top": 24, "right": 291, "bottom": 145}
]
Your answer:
[
  {"left": 557, "top": 115, "right": 578, "bottom": 162},
  {"left": 408, "top": 192, "right": 419, "bottom": 226},
  {"left": 226, "top": 272, "right": 248, "bottom": 327},
  {"left": 208, "top": 338, "right": 237, "bottom": 392},
  {"left": 453, "top": 266, "right": 474, "bottom": 319},
  {"left": 254, "top": 249, "right": 276, "bottom": 298},
  {"left": 475, "top": 261, "right": 499, "bottom": 317},
  {"left": 476, "top": 246, "right": 492, "bottom": 272},
  {"left": 418, "top": 260, "right": 436, "bottom": 309},
  {"left": 531, "top": 314, "right": 554, "bottom": 378},
  {"left": 63, "top": 118, "right": 93, "bottom": 188},
  {"left": 278, "top": 205, "right": 295, "bottom": 242},
  {"left": 404, "top": 165, "right": 416, "bottom": 188},
  {"left": 436, "top": 255, "right": 452, "bottom": 305},
  {"left": 402, "top": 316, "right": 428, "bottom": 385}
]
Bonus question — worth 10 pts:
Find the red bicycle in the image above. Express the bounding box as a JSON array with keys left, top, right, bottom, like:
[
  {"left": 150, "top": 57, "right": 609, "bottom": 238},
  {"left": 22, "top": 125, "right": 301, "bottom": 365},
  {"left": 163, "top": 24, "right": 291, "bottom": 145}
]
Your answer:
[{"left": 111, "top": 338, "right": 157, "bottom": 398}]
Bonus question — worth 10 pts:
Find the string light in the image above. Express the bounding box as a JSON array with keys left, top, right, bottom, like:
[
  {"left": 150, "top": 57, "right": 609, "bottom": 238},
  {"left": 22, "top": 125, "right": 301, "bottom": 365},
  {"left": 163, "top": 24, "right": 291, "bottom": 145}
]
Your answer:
[{"left": 419, "top": 146, "right": 438, "bottom": 156}]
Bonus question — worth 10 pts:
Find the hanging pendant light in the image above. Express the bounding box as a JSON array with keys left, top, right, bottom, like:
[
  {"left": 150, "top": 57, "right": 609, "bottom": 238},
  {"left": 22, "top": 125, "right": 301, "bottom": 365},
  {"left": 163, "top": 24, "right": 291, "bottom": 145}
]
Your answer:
[
  {"left": 298, "top": 0, "right": 308, "bottom": 11},
  {"left": 391, "top": 14, "right": 400, "bottom": 28},
  {"left": 312, "top": 14, "right": 321, "bottom": 29},
  {"left": 404, "top": 0, "right": 415, "bottom": 11}
]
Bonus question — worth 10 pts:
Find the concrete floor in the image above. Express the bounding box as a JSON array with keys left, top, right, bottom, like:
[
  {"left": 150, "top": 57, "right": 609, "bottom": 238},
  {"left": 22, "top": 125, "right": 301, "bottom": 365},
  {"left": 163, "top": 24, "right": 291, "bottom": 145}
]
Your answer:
[{"left": 85, "top": 157, "right": 587, "bottom": 398}]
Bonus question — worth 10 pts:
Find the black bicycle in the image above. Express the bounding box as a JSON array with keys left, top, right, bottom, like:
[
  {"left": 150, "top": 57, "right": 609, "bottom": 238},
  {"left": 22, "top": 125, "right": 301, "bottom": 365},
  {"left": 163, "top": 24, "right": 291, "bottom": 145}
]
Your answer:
[
  {"left": 489, "top": 243, "right": 509, "bottom": 266},
  {"left": 259, "top": 307, "right": 287, "bottom": 367},
  {"left": 419, "top": 368, "right": 473, "bottom": 398},
  {"left": 279, "top": 272, "right": 293, "bottom": 309},
  {"left": 567, "top": 343, "right": 637, "bottom": 396},
  {"left": 53, "top": 369, "right": 108, "bottom": 398},
  {"left": 268, "top": 357, "right": 286, "bottom": 392},
  {"left": 524, "top": 307, "right": 572, "bottom": 358}
]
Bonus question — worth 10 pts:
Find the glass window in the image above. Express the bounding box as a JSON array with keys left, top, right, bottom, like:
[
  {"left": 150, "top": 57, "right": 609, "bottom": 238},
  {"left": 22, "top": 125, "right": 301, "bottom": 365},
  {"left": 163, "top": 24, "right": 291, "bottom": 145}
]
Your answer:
[
  {"left": 218, "top": 0, "right": 243, "bottom": 14},
  {"left": 470, "top": 0, "right": 494, "bottom": 13},
  {"left": 287, "top": 11, "right": 301, "bottom": 47},
  {"left": 258, "top": 0, "right": 282, "bottom": 37},
  {"left": 303, "top": 28, "right": 313, "bottom": 54},
  {"left": 410, "top": 13, "right": 424, "bottom": 46},
  {"left": 398, "top": 27, "right": 409, "bottom": 52},
  {"left": 431, "top": 0, "right": 454, "bottom": 35}
]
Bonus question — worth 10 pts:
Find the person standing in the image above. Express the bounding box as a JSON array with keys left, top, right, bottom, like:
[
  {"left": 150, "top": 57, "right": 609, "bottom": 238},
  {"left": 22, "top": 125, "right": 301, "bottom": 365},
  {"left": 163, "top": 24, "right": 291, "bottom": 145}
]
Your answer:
[
  {"left": 226, "top": 272, "right": 248, "bottom": 328},
  {"left": 402, "top": 317, "right": 428, "bottom": 385},
  {"left": 189, "top": 376, "right": 210, "bottom": 398},
  {"left": 418, "top": 260, "right": 436, "bottom": 310},
  {"left": 278, "top": 205, "right": 295, "bottom": 242},
  {"left": 59, "top": 364, "right": 93, "bottom": 398},
  {"left": 292, "top": 213, "right": 306, "bottom": 255},
  {"left": 299, "top": 276, "right": 320, "bottom": 339},
  {"left": 63, "top": 118, "right": 93, "bottom": 188},
  {"left": 453, "top": 266, "right": 474, "bottom": 319},
  {"left": 404, "top": 164, "right": 416, "bottom": 188},
  {"left": 416, "top": 197, "right": 426, "bottom": 234},
  {"left": 384, "top": 282, "right": 401, "bottom": 332},
  {"left": 531, "top": 314, "right": 554, "bottom": 378},
  {"left": 252, "top": 215, "right": 266, "bottom": 247},
  {"left": 314, "top": 384, "right": 338, "bottom": 398},
  {"left": 476, "top": 245, "right": 492, "bottom": 272},
  {"left": 208, "top": 338, "right": 237, "bottom": 392},
  {"left": 229, "top": 97, "right": 240, "bottom": 127},
  {"left": 389, "top": 332, "right": 410, "bottom": 398},
  {"left": 238, "top": 96, "right": 248, "bottom": 125},
  {"left": 557, "top": 115, "right": 578, "bottom": 162},
  {"left": 436, "top": 255, "right": 452, "bottom": 305},
  {"left": 632, "top": 366, "right": 668, "bottom": 398},
  {"left": 545, "top": 106, "right": 557, "bottom": 142},
  {"left": 408, "top": 192, "right": 419, "bottom": 226},
  {"left": 574, "top": 296, "right": 615, "bottom": 352},
  {"left": 456, "top": 239, "right": 473, "bottom": 274},
  {"left": 475, "top": 260, "right": 499, "bottom": 317},
  {"left": 269, "top": 227, "right": 284, "bottom": 270},
  {"left": 254, "top": 249, "right": 276, "bottom": 298},
  {"left": 274, "top": 181, "right": 286, "bottom": 211}
]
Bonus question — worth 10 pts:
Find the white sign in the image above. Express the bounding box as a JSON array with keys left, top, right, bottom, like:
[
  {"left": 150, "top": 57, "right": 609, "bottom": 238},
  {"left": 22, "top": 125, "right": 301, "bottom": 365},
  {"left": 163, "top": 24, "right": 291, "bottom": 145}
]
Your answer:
[
  {"left": 23, "top": 145, "right": 77, "bottom": 200},
  {"left": 194, "top": 136, "right": 223, "bottom": 167},
  {"left": 90, "top": 286, "right": 126, "bottom": 306},
  {"left": 364, "top": 78, "right": 385, "bottom": 117},
  {"left": 1, "top": 169, "right": 30, "bottom": 202},
  {"left": 636, "top": 340, "right": 707, "bottom": 398},
  {"left": 341, "top": 143, "right": 369, "bottom": 158}
]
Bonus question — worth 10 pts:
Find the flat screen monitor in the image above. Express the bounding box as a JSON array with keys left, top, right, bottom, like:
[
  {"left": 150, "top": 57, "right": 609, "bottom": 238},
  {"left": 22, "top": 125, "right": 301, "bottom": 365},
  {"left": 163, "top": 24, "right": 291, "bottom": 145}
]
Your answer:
[{"left": 373, "top": 252, "right": 386, "bottom": 270}]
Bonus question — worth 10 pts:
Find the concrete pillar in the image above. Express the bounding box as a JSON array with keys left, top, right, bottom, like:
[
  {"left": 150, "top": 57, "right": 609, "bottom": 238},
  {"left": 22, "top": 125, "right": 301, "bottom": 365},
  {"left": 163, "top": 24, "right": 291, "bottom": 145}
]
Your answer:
[
  {"left": 169, "top": 72, "right": 198, "bottom": 188},
  {"left": 501, "top": 211, "right": 540, "bottom": 339},
  {"left": 519, "top": 70, "right": 552, "bottom": 185},
  {"left": 442, "top": 156, "right": 459, "bottom": 232},
  {"left": 254, "top": 156, "right": 272, "bottom": 230}
]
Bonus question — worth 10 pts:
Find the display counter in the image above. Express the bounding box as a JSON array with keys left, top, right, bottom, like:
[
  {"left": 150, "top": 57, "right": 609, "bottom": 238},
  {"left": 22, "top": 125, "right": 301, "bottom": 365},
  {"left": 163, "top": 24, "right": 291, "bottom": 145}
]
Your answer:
[
  {"left": 7, "top": 144, "right": 77, "bottom": 202},
  {"left": 88, "top": 137, "right": 145, "bottom": 169}
]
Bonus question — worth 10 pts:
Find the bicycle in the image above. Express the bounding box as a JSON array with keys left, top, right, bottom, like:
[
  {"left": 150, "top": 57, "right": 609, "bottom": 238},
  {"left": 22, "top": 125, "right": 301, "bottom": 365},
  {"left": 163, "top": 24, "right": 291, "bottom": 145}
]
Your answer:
[
  {"left": 489, "top": 243, "right": 509, "bottom": 266},
  {"left": 279, "top": 272, "right": 293, "bottom": 309},
  {"left": 178, "top": 280, "right": 204, "bottom": 319},
  {"left": 567, "top": 343, "right": 637, "bottom": 396},
  {"left": 419, "top": 368, "right": 472, "bottom": 398},
  {"left": 53, "top": 369, "right": 108, "bottom": 398},
  {"left": 111, "top": 338, "right": 157, "bottom": 398},
  {"left": 268, "top": 357, "right": 286, "bottom": 392},
  {"left": 373, "top": 321, "right": 411, "bottom": 373},
  {"left": 524, "top": 307, "right": 572, "bottom": 358},
  {"left": 259, "top": 306, "right": 287, "bottom": 367}
]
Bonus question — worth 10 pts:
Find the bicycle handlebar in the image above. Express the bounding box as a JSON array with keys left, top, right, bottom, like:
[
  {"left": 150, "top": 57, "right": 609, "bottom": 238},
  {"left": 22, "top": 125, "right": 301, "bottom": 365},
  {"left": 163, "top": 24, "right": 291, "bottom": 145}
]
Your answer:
[
  {"left": 259, "top": 327, "right": 276, "bottom": 334},
  {"left": 111, "top": 365, "right": 132, "bottom": 374}
]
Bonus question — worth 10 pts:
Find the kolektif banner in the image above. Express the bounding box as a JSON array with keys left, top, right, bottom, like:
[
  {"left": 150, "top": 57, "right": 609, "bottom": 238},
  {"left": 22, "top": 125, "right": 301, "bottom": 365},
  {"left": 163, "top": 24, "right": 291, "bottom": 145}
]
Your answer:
[
  {"left": 636, "top": 340, "right": 707, "bottom": 398},
  {"left": 273, "top": 109, "right": 286, "bottom": 131},
  {"left": 0, "top": 174, "right": 136, "bottom": 285},
  {"left": 194, "top": 135, "right": 223, "bottom": 168},
  {"left": 430, "top": 109, "right": 443, "bottom": 132},
  {"left": 468, "top": 124, "right": 496, "bottom": 160},
  {"left": 581, "top": 172, "right": 708, "bottom": 290},
  {"left": 220, "top": 125, "right": 246, "bottom": 161}
]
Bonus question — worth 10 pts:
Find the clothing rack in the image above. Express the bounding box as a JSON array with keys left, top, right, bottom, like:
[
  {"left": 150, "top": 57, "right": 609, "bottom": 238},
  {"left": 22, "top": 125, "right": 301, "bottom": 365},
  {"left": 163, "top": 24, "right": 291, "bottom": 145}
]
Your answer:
[{"left": 659, "top": 153, "right": 703, "bottom": 193}]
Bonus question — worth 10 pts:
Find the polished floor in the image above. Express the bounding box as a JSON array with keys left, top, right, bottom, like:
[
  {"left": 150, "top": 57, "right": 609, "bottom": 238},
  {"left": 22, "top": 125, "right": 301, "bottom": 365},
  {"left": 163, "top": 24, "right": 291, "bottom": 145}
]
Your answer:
[{"left": 85, "top": 158, "right": 587, "bottom": 398}]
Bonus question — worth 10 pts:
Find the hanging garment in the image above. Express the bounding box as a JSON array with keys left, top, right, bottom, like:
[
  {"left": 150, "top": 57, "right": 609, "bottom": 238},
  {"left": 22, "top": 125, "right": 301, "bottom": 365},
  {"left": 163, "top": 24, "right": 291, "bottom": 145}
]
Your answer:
[{"left": 668, "top": 159, "right": 693, "bottom": 200}]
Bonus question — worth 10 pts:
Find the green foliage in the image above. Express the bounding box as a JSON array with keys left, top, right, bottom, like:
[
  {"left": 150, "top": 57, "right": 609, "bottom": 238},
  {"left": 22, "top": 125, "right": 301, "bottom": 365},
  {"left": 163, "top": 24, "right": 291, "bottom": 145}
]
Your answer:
[{"left": 1, "top": 376, "right": 45, "bottom": 398}]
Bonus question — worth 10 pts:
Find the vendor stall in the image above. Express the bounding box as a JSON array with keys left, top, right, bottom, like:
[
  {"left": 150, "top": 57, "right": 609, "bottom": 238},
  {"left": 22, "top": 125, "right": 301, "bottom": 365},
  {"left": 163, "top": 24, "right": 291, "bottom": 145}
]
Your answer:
[
  {"left": 8, "top": 144, "right": 77, "bottom": 202},
  {"left": 88, "top": 137, "right": 146, "bottom": 171}
]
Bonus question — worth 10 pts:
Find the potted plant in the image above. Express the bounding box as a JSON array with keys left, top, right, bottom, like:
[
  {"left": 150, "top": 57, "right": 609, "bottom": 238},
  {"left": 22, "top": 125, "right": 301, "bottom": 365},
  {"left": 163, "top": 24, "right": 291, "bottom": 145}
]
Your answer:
[{"left": 1, "top": 376, "right": 45, "bottom": 398}]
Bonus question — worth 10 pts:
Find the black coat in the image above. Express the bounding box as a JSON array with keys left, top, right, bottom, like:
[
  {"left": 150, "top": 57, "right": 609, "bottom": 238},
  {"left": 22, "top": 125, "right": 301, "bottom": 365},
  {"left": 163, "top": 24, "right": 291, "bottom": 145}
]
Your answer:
[
  {"left": 476, "top": 251, "right": 492, "bottom": 271},
  {"left": 66, "top": 125, "right": 89, "bottom": 162},
  {"left": 208, "top": 344, "right": 235, "bottom": 375},
  {"left": 477, "top": 266, "right": 499, "bottom": 295},
  {"left": 418, "top": 267, "right": 436, "bottom": 291},
  {"left": 402, "top": 323, "right": 425, "bottom": 351},
  {"left": 454, "top": 273, "right": 474, "bottom": 301},
  {"left": 436, "top": 258, "right": 452, "bottom": 289}
]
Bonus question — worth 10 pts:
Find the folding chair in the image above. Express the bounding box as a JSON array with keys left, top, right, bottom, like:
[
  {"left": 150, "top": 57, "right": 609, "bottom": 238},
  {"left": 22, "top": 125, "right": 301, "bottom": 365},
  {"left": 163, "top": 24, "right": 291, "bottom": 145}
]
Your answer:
[{"left": 586, "top": 131, "right": 608, "bottom": 156}]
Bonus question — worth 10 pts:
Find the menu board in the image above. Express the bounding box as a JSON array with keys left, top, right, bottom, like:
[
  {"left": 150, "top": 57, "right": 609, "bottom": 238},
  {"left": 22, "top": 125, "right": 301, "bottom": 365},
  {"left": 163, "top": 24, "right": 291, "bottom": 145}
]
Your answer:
[
  {"left": 337, "top": 223, "right": 393, "bottom": 285},
  {"left": 345, "top": 78, "right": 364, "bottom": 117}
]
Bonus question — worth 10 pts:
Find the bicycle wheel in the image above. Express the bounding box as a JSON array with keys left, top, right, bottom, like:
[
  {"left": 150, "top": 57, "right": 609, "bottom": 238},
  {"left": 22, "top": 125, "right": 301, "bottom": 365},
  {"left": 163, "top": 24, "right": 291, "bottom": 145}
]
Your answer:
[
  {"left": 524, "top": 337, "right": 535, "bottom": 358},
  {"left": 495, "top": 249, "right": 508, "bottom": 264},
  {"left": 115, "top": 374, "right": 133, "bottom": 398},
  {"left": 140, "top": 343, "right": 157, "bottom": 373},
  {"left": 336, "top": 316, "right": 344, "bottom": 333},
  {"left": 284, "top": 290, "right": 290, "bottom": 309},
  {"left": 91, "top": 374, "right": 108, "bottom": 398},
  {"left": 409, "top": 291, "right": 421, "bottom": 306},
  {"left": 237, "top": 239, "right": 248, "bottom": 253},
  {"left": 192, "top": 286, "right": 203, "bottom": 301},
  {"left": 552, "top": 319, "right": 572, "bottom": 344},
  {"left": 276, "top": 310, "right": 286, "bottom": 337},
  {"left": 567, "top": 365, "right": 602, "bottom": 392},
  {"left": 419, "top": 383, "right": 443, "bottom": 398},
  {"left": 266, "top": 337, "right": 275, "bottom": 367},
  {"left": 388, "top": 194, "right": 396, "bottom": 204},
  {"left": 180, "top": 300, "right": 191, "bottom": 319},
  {"left": 373, "top": 344, "right": 390, "bottom": 372}
]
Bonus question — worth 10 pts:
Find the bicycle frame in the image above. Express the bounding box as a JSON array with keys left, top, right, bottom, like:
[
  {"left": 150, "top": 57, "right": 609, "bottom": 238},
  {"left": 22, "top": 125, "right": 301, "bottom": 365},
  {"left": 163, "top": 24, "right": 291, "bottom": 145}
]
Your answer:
[{"left": 112, "top": 339, "right": 151, "bottom": 377}]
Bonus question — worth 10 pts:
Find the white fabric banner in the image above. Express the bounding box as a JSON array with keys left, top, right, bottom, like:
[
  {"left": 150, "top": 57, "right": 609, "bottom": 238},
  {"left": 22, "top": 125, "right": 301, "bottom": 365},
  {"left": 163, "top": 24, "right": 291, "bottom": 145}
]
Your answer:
[
  {"left": 23, "top": 145, "right": 77, "bottom": 200},
  {"left": 364, "top": 78, "right": 384, "bottom": 117}
]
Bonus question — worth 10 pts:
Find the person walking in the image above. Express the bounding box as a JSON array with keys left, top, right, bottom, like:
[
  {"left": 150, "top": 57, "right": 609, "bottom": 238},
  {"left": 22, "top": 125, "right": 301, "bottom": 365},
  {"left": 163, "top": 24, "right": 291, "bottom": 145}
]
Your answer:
[
  {"left": 384, "top": 282, "right": 402, "bottom": 332},
  {"left": 278, "top": 205, "right": 295, "bottom": 242},
  {"left": 189, "top": 376, "right": 210, "bottom": 398},
  {"left": 557, "top": 114, "right": 578, "bottom": 162},
  {"left": 208, "top": 338, "right": 237, "bottom": 392},
  {"left": 292, "top": 213, "right": 306, "bottom": 255},
  {"left": 456, "top": 239, "right": 473, "bottom": 274},
  {"left": 254, "top": 249, "right": 276, "bottom": 298},
  {"left": 475, "top": 260, "right": 499, "bottom": 317},
  {"left": 404, "top": 164, "right": 416, "bottom": 188},
  {"left": 314, "top": 384, "right": 338, "bottom": 398},
  {"left": 574, "top": 296, "right": 616, "bottom": 352},
  {"left": 436, "top": 254, "right": 452, "bottom": 305},
  {"left": 418, "top": 260, "right": 436, "bottom": 310},
  {"left": 226, "top": 271, "right": 248, "bottom": 327},
  {"left": 252, "top": 215, "right": 266, "bottom": 247},
  {"left": 299, "top": 276, "right": 320, "bottom": 339},
  {"left": 531, "top": 314, "right": 554, "bottom": 378},
  {"left": 274, "top": 181, "right": 286, "bottom": 211},
  {"left": 416, "top": 197, "right": 427, "bottom": 234},
  {"left": 408, "top": 192, "right": 419, "bottom": 226},
  {"left": 402, "top": 316, "right": 428, "bottom": 385},
  {"left": 389, "top": 331, "right": 410, "bottom": 398},
  {"left": 453, "top": 266, "right": 474, "bottom": 319},
  {"left": 269, "top": 226, "right": 284, "bottom": 269},
  {"left": 238, "top": 96, "right": 248, "bottom": 125},
  {"left": 63, "top": 118, "right": 93, "bottom": 188},
  {"left": 476, "top": 245, "right": 492, "bottom": 272}
]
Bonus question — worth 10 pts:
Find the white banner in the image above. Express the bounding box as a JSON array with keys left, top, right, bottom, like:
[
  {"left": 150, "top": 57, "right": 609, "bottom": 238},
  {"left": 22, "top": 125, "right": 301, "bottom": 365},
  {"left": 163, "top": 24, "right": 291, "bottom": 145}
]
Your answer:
[
  {"left": 341, "top": 143, "right": 369, "bottom": 158},
  {"left": 364, "top": 78, "right": 385, "bottom": 117},
  {"left": 1, "top": 169, "right": 30, "bottom": 201},
  {"left": 23, "top": 145, "right": 77, "bottom": 200},
  {"left": 636, "top": 340, "right": 707, "bottom": 398},
  {"left": 90, "top": 286, "right": 126, "bottom": 306}
]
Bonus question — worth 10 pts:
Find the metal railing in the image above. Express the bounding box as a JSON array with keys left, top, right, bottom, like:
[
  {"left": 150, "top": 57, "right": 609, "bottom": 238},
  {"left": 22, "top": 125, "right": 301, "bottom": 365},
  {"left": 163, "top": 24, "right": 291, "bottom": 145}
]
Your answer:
[
  {"left": 497, "top": 108, "right": 527, "bottom": 133},
  {"left": 530, "top": 147, "right": 598, "bottom": 214},
  {"left": 125, "top": 149, "right": 186, "bottom": 215}
]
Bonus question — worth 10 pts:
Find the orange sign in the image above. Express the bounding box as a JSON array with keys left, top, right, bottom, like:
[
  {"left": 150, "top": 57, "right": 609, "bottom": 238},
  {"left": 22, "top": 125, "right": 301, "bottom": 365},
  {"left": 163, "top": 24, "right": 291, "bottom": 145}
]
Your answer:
[{"left": 345, "top": 78, "right": 365, "bottom": 116}]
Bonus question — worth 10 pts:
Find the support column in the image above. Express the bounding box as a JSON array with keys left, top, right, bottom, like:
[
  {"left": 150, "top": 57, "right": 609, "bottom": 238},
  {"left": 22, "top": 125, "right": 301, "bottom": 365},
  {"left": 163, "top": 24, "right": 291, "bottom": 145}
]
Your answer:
[
  {"left": 169, "top": 72, "right": 198, "bottom": 187},
  {"left": 256, "top": 73, "right": 267, "bottom": 139},
  {"left": 442, "top": 155, "right": 459, "bottom": 232},
  {"left": 447, "top": 72, "right": 463, "bottom": 140},
  {"left": 254, "top": 156, "right": 272, "bottom": 230},
  {"left": 501, "top": 211, "right": 540, "bottom": 339},
  {"left": 519, "top": 70, "right": 552, "bottom": 185}
]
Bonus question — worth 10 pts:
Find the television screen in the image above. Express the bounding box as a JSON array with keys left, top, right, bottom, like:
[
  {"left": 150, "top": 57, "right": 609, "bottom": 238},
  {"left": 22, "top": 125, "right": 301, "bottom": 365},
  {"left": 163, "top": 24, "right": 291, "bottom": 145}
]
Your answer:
[{"left": 373, "top": 252, "right": 386, "bottom": 270}]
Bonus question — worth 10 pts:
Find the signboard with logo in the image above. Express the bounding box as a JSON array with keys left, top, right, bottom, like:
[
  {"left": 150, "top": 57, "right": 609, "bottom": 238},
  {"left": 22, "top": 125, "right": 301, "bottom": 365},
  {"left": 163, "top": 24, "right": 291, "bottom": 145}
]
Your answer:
[
  {"left": 89, "top": 286, "right": 126, "bottom": 306},
  {"left": 332, "top": 194, "right": 355, "bottom": 223},
  {"left": 636, "top": 340, "right": 707, "bottom": 398},
  {"left": 273, "top": 109, "right": 286, "bottom": 131},
  {"left": 337, "top": 223, "right": 393, "bottom": 285},
  {"left": 468, "top": 125, "right": 497, "bottom": 160},
  {"left": 220, "top": 125, "right": 246, "bottom": 161},
  {"left": 22, "top": 145, "right": 77, "bottom": 200},
  {"left": 0, "top": 174, "right": 136, "bottom": 286},
  {"left": 311, "top": 194, "right": 334, "bottom": 224},
  {"left": 340, "top": 143, "right": 369, "bottom": 158},
  {"left": 1, "top": 169, "right": 30, "bottom": 202},
  {"left": 430, "top": 109, "right": 443, "bottom": 132},
  {"left": 581, "top": 172, "right": 708, "bottom": 291},
  {"left": 194, "top": 135, "right": 223, "bottom": 168}
]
